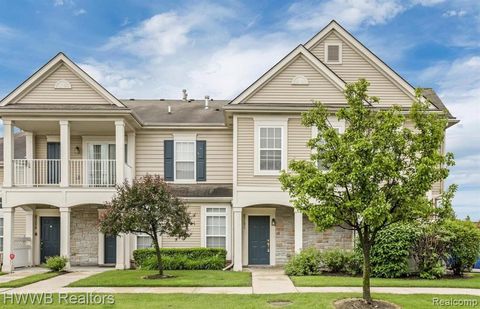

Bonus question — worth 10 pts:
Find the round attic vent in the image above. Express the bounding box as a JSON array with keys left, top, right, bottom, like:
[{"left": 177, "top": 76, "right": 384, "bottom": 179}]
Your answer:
[
  {"left": 291, "top": 75, "right": 309, "bottom": 85},
  {"left": 54, "top": 79, "right": 72, "bottom": 89}
]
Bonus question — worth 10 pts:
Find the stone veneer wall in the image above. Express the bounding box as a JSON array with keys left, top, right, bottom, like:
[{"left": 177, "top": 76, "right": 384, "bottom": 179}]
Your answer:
[
  {"left": 70, "top": 205, "right": 99, "bottom": 266},
  {"left": 274, "top": 206, "right": 294, "bottom": 265},
  {"left": 302, "top": 216, "right": 353, "bottom": 251}
]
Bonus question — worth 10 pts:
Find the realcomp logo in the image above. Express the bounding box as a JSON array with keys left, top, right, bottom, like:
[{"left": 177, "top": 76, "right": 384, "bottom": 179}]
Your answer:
[{"left": 3, "top": 293, "right": 115, "bottom": 305}]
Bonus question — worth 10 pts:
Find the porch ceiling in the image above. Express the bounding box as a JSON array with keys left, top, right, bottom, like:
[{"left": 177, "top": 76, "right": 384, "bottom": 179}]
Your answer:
[{"left": 13, "top": 120, "right": 118, "bottom": 135}]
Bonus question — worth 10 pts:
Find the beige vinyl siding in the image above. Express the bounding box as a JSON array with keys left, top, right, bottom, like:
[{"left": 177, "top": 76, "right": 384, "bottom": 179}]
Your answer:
[
  {"left": 34, "top": 135, "right": 82, "bottom": 160},
  {"left": 245, "top": 55, "right": 346, "bottom": 104},
  {"left": 35, "top": 135, "right": 47, "bottom": 159},
  {"left": 161, "top": 205, "right": 201, "bottom": 247},
  {"left": 13, "top": 208, "right": 26, "bottom": 238},
  {"left": 16, "top": 64, "right": 109, "bottom": 105},
  {"left": 135, "top": 129, "right": 232, "bottom": 183},
  {"left": 309, "top": 32, "right": 413, "bottom": 106},
  {"left": 288, "top": 118, "right": 311, "bottom": 161}
]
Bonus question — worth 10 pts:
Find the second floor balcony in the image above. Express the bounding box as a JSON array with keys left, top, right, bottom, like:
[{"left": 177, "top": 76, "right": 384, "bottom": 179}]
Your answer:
[{"left": 12, "top": 159, "right": 132, "bottom": 187}]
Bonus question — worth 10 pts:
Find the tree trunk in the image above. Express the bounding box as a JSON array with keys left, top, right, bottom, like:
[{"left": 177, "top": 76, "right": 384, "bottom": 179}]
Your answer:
[
  {"left": 362, "top": 235, "right": 373, "bottom": 303},
  {"left": 152, "top": 233, "right": 163, "bottom": 276}
]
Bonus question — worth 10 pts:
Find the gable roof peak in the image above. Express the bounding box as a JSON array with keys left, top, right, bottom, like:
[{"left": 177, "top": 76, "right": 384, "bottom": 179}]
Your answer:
[{"left": 0, "top": 52, "right": 126, "bottom": 108}]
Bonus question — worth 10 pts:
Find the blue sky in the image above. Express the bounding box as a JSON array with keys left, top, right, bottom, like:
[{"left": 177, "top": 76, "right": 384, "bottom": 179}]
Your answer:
[{"left": 0, "top": 0, "right": 478, "bottom": 219}]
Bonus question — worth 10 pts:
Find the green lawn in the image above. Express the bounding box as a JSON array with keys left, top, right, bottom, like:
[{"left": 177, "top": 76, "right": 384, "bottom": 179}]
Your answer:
[
  {"left": 291, "top": 273, "right": 480, "bottom": 288},
  {"left": 1, "top": 293, "right": 479, "bottom": 308},
  {"left": 68, "top": 270, "right": 252, "bottom": 287},
  {"left": 0, "top": 271, "right": 62, "bottom": 288}
]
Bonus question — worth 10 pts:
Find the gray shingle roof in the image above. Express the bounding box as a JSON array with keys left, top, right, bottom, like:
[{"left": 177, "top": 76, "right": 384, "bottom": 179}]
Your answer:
[
  {"left": 121, "top": 99, "right": 228, "bottom": 126},
  {"left": 422, "top": 88, "right": 455, "bottom": 119}
]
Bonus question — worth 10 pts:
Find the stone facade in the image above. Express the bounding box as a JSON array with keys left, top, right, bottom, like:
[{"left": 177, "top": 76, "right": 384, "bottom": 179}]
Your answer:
[
  {"left": 70, "top": 205, "right": 99, "bottom": 266},
  {"left": 302, "top": 217, "right": 354, "bottom": 251},
  {"left": 274, "top": 206, "right": 294, "bottom": 265}
]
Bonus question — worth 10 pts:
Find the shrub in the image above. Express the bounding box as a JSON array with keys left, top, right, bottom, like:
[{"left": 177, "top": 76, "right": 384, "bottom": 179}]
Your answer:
[
  {"left": 412, "top": 223, "right": 451, "bottom": 279},
  {"left": 133, "top": 248, "right": 227, "bottom": 270},
  {"left": 370, "top": 223, "right": 420, "bottom": 278},
  {"left": 445, "top": 219, "right": 480, "bottom": 276},
  {"left": 321, "top": 249, "right": 349, "bottom": 273},
  {"left": 45, "top": 256, "right": 68, "bottom": 272},
  {"left": 284, "top": 247, "right": 322, "bottom": 276},
  {"left": 344, "top": 249, "right": 363, "bottom": 276}
]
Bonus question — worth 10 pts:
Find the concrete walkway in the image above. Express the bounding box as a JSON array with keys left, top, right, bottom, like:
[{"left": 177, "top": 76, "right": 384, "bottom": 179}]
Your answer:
[
  {"left": 0, "top": 267, "right": 49, "bottom": 284},
  {"left": 248, "top": 267, "right": 297, "bottom": 294},
  {"left": 2, "top": 267, "right": 480, "bottom": 296}
]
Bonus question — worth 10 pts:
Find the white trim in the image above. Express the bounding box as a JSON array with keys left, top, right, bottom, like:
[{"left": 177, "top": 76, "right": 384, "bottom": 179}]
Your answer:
[
  {"left": 324, "top": 42, "right": 342, "bottom": 64},
  {"left": 46, "top": 135, "right": 60, "bottom": 143},
  {"left": 304, "top": 21, "right": 416, "bottom": 99},
  {"left": 173, "top": 140, "right": 196, "bottom": 183},
  {"left": 242, "top": 207, "right": 276, "bottom": 266},
  {"left": 230, "top": 45, "right": 345, "bottom": 104},
  {"left": 200, "top": 205, "right": 231, "bottom": 257},
  {"left": 254, "top": 117, "right": 288, "bottom": 176},
  {"left": 0, "top": 53, "right": 125, "bottom": 107}
]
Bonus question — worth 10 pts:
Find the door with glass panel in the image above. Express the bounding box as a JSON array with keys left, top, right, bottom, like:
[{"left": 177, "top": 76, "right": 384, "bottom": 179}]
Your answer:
[{"left": 86, "top": 144, "right": 116, "bottom": 187}]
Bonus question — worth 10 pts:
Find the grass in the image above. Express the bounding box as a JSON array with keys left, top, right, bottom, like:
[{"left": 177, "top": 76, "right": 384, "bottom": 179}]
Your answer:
[
  {"left": 291, "top": 272, "right": 480, "bottom": 288},
  {"left": 0, "top": 271, "right": 62, "bottom": 288},
  {"left": 68, "top": 270, "right": 252, "bottom": 287},
  {"left": 0, "top": 293, "right": 479, "bottom": 308}
]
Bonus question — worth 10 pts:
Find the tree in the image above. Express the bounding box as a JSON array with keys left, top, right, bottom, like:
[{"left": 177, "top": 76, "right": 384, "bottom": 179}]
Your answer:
[
  {"left": 280, "top": 79, "right": 455, "bottom": 302},
  {"left": 99, "top": 174, "right": 193, "bottom": 278}
]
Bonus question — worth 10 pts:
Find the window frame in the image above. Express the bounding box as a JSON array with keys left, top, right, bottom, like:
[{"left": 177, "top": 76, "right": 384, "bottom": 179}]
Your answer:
[
  {"left": 254, "top": 118, "right": 288, "bottom": 176},
  {"left": 174, "top": 140, "right": 196, "bottom": 183},
  {"left": 0, "top": 217, "right": 4, "bottom": 254},
  {"left": 204, "top": 207, "right": 228, "bottom": 249},
  {"left": 324, "top": 43, "right": 343, "bottom": 64},
  {"left": 135, "top": 234, "right": 153, "bottom": 250}
]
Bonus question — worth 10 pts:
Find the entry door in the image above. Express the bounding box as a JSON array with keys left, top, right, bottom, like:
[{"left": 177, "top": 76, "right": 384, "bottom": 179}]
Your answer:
[
  {"left": 104, "top": 234, "right": 117, "bottom": 264},
  {"left": 47, "top": 142, "right": 61, "bottom": 184},
  {"left": 40, "top": 217, "right": 60, "bottom": 263},
  {"left": 248, "top": 216, "right": 270, "bottom": 265}
]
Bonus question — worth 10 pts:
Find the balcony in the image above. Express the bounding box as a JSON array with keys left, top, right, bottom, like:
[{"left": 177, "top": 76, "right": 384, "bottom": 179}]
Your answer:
[{"left": 12, "top": 159, "right": 125, "bottom": 187}]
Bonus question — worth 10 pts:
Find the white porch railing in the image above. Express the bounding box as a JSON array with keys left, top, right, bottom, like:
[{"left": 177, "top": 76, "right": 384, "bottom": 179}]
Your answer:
[
  {"left": 13, "top": 159, "right": 61, "bottom": 186},
  {"left": 70, "top": 159, "right": 116, "bottom": 187},
  {"left": 13, "top": 159, "right": 117, "bottom": 187}
]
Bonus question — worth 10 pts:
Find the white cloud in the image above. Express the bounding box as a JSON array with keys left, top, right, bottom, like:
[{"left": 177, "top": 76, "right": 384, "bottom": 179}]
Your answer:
[
  {"left": 443, "top": 10, "right": 467, "bottom": 17},
  {"left": 286, "top": 0, "right": 448, "bottom": 31},
  {"left": 73, "top": 8, "right": 87, "bottom": 16},
  {"left": 0, "top": 24, "right": 15, "bottom": 37},
  {"left": 420, "top": 56, "right": 480, "bottom": 219}
]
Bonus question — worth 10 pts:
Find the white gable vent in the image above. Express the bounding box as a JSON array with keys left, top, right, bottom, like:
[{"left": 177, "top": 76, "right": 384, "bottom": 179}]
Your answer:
[
  {"left": 54, "top": 79, "right": 72, "bottom": 89},
  {"left": 325, "top": 43, "right": 342, "bottom": 64},
  {"left": 291, "top": 75, "right": 309, "bottom": 85}
]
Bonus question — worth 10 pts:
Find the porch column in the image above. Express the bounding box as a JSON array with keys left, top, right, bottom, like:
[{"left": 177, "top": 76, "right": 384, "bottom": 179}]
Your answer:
[
  {"left": 294, "top": 209, "right": 303, "bottom": 253},
  {"left": 60, "top": 120, "right": 70, "bottom": 187},
  {"left": 115, "top": 234, "right": 126, "bottom": 269},
  {"left": 124, "top": 234, "right": 131, "bottom": 269},
  {"left": 1, "top": 208, "right": 15, "bottom": 272},
  {"left": 3, "top": 120, "right": 14, "bottom": 187},
  {"left": 25, "top": 132, "right": 34, "bottom": 185},
  {"left": 115, "top": 120, "right": 125, "bottom": 185},
  {"left": 24, "top": 208, "right": 35, "bottom": 267},
  {"left": 233, "top": 207, "right": 243, "bottom": 271},
  {"left": 59, "top": 207, "right": 71, "bottom": 268},
  {"left": 127, "top": 132, "right": 136, "bottom": 183}
]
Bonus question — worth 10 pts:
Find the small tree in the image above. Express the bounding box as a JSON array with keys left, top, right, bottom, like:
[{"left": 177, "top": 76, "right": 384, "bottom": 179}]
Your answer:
[
  {"left": 280, "top": 79, "right": 455, "bottom": 302},
  {"left": 100, "top": 175, "right": 192, "bottom": 278}
]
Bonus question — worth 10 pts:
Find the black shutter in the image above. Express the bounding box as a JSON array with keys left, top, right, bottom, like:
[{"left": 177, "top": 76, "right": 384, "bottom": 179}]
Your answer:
[
  {"left": 196, "top": 140, "right": 206, "bottom": 181},
  {"left": 164, "top": 140, "right": 174, "bottom": 181}
]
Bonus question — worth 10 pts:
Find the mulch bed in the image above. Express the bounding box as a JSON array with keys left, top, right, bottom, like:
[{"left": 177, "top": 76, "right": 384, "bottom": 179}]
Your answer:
[{"left": 334, "top": 298, "right": 401, "bottom": 309}]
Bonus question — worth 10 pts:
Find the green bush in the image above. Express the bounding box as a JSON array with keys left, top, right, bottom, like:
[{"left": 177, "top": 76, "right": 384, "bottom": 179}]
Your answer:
[
  {"left": 445, "top": 220, "right": 480, "bottom": 276},
  {"left": 45, "top": 256, "right": 68, "bottom": 272},
  {"left": 370, "top": 223, "right": 419, "bottom": 278},
  {"left": 133, "top": 248, "right": 227, "bottom": 270},
  {"left": 284, "top": 247, "right": 322, "bottom": 276},
  {"left": 321, "top": 249, "right": 349, "bottom": 273},
  {"left": 344, "top": 250, "right": 363, "bottom": 276}
]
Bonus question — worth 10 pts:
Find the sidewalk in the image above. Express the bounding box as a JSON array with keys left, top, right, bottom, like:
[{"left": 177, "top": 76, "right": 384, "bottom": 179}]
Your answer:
[{"left": 2, "top": 267, "right": 480, "bottom": 296}]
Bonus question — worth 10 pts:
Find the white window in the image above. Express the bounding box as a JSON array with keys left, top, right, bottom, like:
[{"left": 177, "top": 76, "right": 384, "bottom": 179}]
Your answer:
[
  {"left": 260, "top": 127, "right": 282, "bottom": 171},
  {"left": 0, "top": 218, "right": 3, "bottom": 253},
  {"left": 175, "top": 141, "right": 195, "bottom": 180},
  {"left": 136, "top": 235, "right": 153, "bottom": 249},
  {"left": 325, "top": 43, "right": 342, "bottom": 64},
  {"left": 205, "top": 208, "right": 227, "bottom": 249}
]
